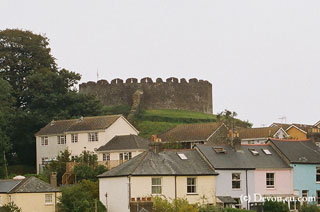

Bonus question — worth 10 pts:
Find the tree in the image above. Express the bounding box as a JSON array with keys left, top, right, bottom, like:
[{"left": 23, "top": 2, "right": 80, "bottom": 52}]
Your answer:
[
  {"left": 0, "top": 29, "right": 105, "bottom": 166},
  {"left": 44, "top": 149, "right": 71, "bottom": 185},
  {"left": 72, "top": 151, "right": 108, "bottom": 182},
  {"left": 58, "top": 180, "right": 106, "bottom": 212},
  {"left": 0, "top": 29, "right": 56, "bottom": 108},
  {"left": 0, "top": 78, "right": 15, "bottom": 178}
]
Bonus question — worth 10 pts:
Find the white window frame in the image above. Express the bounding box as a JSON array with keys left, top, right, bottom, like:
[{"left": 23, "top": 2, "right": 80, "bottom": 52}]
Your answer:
[
  {"left": 57, "top": 135, "right": 66, "bottom": 144},
  {"left": 71, "top": 133, "right": 78, "bottom": 143},
  {"left": 151, "top": 177, "right": 162, "bottom": 194},
  {"left": 266, "top": 172, "right": 275, "bottom": 189},
  {"left": 316, "top": 167, "right": 320, "bottom": 183},
  {"left": 41, "top": 136, "right": 48, "bottom": 146},
  {"left": 232, "top": 173, "right": 241, "bottom": 189},
  {"left": 103, "top": 153, "right": 110, "bottom": 161},
  {"left": 88, "top": 132, "right": 98, "bottom": 142},
  {"left": 45, "top": 194, "right": 53, "bottom": 205},
  {"left": 119, "top": 152, "right": 132, "bottom": 161},
  {"left": 317, "top": 190, "right": 320, "bottom": 206},
  {"left": 187, "top": 177, "right": 197, "bottom": 194}
]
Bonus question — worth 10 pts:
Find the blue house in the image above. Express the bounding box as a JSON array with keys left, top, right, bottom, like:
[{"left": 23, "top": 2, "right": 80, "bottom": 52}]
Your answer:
[{"left": 269, "top": 139, "right": 320, "bottom": 206}]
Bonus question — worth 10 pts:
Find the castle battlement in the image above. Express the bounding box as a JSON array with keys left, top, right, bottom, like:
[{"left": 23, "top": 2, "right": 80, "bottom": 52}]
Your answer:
[
  {"left": 80, "top": 77, "right": 211, "bottom": 87},
  {"left": 79, "top": 77, "right": 213, "bottom": 114}
]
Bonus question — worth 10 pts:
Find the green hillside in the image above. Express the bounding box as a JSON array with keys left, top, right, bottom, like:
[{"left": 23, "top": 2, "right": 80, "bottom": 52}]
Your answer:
[
  {"left": 131, "top": 109, "right": 250, "bottom": 139},
  {"left": 104, "top": 106, "right": 251, "bottom": 139}
]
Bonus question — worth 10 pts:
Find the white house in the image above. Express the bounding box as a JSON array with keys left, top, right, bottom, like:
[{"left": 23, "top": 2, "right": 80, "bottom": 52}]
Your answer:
[
  {"left": 98, "top": 145, "right": 218, "bottom": 212},
  {"left": 96, "top": 134, "right": 150, "bottom": 169},
  {"left": 35, "top": 115, "right": 139, "bottom": 174}
]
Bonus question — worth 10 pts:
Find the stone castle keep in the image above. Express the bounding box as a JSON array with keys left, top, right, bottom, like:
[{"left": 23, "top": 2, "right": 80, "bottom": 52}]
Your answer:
[{"left": 79, "top": 77, "right": 213, "bottom": 114}]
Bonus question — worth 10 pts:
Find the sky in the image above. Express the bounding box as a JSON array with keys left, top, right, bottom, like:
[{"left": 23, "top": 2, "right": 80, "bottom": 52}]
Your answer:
[{"left": 2, "top": 0, "right": 320, "bottom": 127}]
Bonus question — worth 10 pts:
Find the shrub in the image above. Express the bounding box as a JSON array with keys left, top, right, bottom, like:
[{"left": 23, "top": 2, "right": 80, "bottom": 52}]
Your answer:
[
  {"left": 300, "top": 204, "right": 320, "bottom": 212},
  {"left": 152, "top": 197, "right": 198, "bottom": 212},
  {"left": 225, "top": 208, "right": 254, "bottom": 212},
  {"left": 263, "top": 200, "right": 289, "bottom": 212},
  {"left": 58, "top": 180, "right": 106, "bottom": 212},
  {"left": 198, "top": 205, "right": 223, "bottom": 212},
  {"left": 0, "top": 202, "right": 22, "bottom": 212}
]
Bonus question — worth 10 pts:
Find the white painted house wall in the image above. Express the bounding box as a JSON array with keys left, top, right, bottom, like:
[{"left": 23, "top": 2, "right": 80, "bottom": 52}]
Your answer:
[
  {"left": 36, "top": 135, "right": 67, "bottom": 173},
  {"left": 36, "top": 116, "right": 138, "bottom": 174},
  {"left": 99, "top": 177, "right": 130, "bottom": 212},
  {"left": 67, "top": 116, "right": 138, "bottom": 156},
  {"left": 97, "top": 149, "right": 143, "bottom": 162},
  {"left": 99, "top": 175, "right": 216, "bottom": 212}
]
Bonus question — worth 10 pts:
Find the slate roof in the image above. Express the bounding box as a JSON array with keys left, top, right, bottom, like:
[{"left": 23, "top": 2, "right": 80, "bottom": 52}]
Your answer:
[
  {"left": 158, "top": 122, "right": 223, "bottom": 142},
  {"left": 35, "top": 115, "right": 123, "bottom": 136},
  {"left": 196, "top": 144, "right": 291, "bottom": 170},
  {"left": 97, "top": 135, "right": 150, "bottom": 151},
  {"left": 0, "top": 179, "right": 22, "bottom": 193},
  {"left": 0, "top": 177, "right": 60, "bottom": 193},
  {"left": 269, "top": 139, "right": 320, "bottom": 164},
  {"left": 98, "top": 149, "right": 218, "bottom": 178},
  {"left": 238, "top": 127, "right": 282, "bottom": 139}
]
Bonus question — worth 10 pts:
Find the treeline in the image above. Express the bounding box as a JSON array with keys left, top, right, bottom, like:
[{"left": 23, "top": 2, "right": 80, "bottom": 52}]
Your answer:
[{"left": 0, "top": 29, "right": 105, "bottom": 176}]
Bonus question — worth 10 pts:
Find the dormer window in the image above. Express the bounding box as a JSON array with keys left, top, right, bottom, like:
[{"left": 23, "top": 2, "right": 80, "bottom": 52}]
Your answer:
[
  {"left": 249, "top": 148, "right": 259, "bottom": 156},
  {"left": 213, "top": 147, "right": 226, "bottom": 154}
]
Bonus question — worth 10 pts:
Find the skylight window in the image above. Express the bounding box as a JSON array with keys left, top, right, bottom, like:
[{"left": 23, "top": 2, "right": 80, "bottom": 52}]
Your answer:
[
  {"left": 177, "top": 153, "right": 188, "bottom": 160},
  {"left": 213, "top": 147, "right": 226, "bottom": 154},
  {"left": 262, "top": 149, "right": 272, "bottom": 155},
  {"left": 249, "top": 148, "right": 259, "bottom": 156}
]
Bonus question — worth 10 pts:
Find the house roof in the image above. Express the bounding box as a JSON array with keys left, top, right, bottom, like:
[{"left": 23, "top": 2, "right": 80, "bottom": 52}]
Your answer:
[
  {"left": 217, "top": 196, "right": 237, "bottom": 204},
  {"left": 271, "top": 123, "right": 314, "bottom": 134},
  {"left": 238, "top": 127, "right": 282, "bottom": 139},
  {"left": 158, "top": 122, "right": 224, "bottom": 142},
  {"left": 98, "top": 149, "right": 218, "bottom": 178},
  {"left": 196, "top": 144, "right": 291, "bottom": 170},
  {"left": 0, "top": 179, "right": 22, "bottom": 193},
  {"left": 36, "top": 115, "right": 125, "bottom": 136},
  {"left": 0, "top": 177, "right": 60, "bottom": 193},
  {"left": 270, "top": 123, "right": 292, "bottom": 130},
  {"left": 269, "top": 139, "right": 320, "bottom": 164},
  {"left": 97, "top": 135, "right": 150, "bottom": 151}
]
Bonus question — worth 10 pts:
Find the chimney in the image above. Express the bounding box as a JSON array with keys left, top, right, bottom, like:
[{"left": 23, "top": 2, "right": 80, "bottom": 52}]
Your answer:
[
  {"left": 231, "top": 132, "right": 241, "bottom": 151},
  {"left": 50, "top": 120, "right": 55, "bottom": 126},
  {"left": 233, "top": 137, "right": 242, "bottom": 151},
  {"left": 149, "top": 142, "right": 163, "bottom": 154},
  {"left": 50, "top": 172, "right": 57, "bottom": 188}
]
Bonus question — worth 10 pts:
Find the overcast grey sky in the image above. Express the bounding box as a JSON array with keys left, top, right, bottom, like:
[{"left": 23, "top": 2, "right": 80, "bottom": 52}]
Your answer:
[{"left": 2, "top": 0, "right": 320, "bottom": 126}]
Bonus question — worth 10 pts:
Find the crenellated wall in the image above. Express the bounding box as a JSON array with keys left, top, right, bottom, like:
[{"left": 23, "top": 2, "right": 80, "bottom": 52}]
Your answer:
[{"left": 79, "top": 77, "right": 213, "bottom": 114}]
